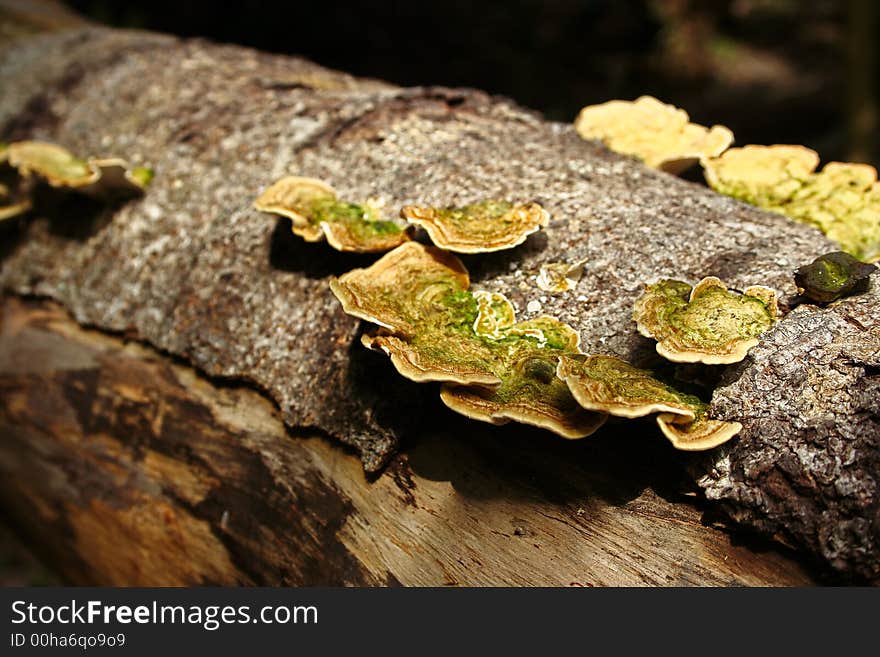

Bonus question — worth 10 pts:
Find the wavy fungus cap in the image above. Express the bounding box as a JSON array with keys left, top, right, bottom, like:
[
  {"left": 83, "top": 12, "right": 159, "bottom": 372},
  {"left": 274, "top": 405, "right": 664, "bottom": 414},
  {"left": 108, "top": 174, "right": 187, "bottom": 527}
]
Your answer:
[
  {"left": 557, "top": 353, "right": 741, "bottom": 450},
  {"left": 330, "top": 242, "right": 605, "bottom": 438},
  {"left": 255, "top": 176, "right": 411, "bottom": 252},
  {"left": 633, "top": 276, "right": 779, "bottom": 364},
  {"left": 704, "top": 145, "right": 880, "bottom": 262},
  {"left": 6, "top": 141, "right": 151, "bottom": 195},
  {"left": 401, "top": 200, "right": 549, "bottom": 253},
  {"left": 574, "top": 96, "right": 734, "bottom": 174},
  {"left": 794, "top": 251, "right": 877, "bottom": 303}
]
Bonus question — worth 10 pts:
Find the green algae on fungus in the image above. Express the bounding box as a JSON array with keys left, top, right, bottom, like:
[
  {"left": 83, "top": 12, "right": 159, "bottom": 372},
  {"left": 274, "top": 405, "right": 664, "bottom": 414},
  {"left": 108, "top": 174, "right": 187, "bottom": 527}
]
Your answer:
[
  {"left": 400, "top": 200, "right": 549, "bottom": 253},
  {"left": 254, "top": 176, "right": 411, "bottom": 252},
  {"left": 556, "top": 353, "right": 741, "bottom": 450},
  {"left": 557, "top": 354, "right": 699, "bottom": 420},
  {"left": 794, "top": 251, "right": 877, "bottom": 303},
  {"left": 703, "top": 145, "right": 880, "bottom": 262},
  {"left": 574, "top": 96, "right": 734, "bottom": 174},
  {"left": 7, "top": 140, "right": 99, "bottom": 188},
  {"left": 330, "top": 241, "right": 471, "bottom": 335},
  {"left": 634, "top": 276, "right": 779, "bottom": 365},
  {"left": 331, "top": 242, "right": 605, "bottom": 437},
  {"left": 5, "top": 141, "right": 151, "bottom": 196}
]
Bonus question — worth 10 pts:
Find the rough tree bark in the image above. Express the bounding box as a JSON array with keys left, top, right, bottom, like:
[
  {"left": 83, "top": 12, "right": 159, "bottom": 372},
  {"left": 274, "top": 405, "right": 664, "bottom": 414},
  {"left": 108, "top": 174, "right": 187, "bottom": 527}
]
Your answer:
[{"left": 0, "top": 14, "right": 876, "bottom": 582}]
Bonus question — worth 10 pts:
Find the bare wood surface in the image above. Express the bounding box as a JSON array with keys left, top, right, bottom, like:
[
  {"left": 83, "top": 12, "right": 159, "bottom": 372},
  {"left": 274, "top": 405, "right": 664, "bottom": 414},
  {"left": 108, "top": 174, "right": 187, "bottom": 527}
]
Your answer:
[{"left": 0, "top": 297, "right": 817, "bottom": 586}]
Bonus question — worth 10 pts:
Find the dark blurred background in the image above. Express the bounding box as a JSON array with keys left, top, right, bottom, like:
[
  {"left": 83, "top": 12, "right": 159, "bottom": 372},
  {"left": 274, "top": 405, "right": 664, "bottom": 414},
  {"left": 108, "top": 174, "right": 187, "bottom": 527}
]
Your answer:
[{"left": 65, "top": 0, "right": 878, "bottom": 167}]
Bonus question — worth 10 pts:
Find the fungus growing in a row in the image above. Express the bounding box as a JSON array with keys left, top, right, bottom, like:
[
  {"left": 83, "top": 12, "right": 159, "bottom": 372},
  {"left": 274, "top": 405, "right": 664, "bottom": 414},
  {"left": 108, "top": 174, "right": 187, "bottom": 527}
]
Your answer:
[
  {"left": 703, "top": 145, "right": 880, "bottom": 262},
  {"left": 536, "top": 260, "right": 585, "bottom": 294},
  {"left": 556, "top": 353, "right": 741, "bottom": 450},
  {"left": 5, "top": 141, "right": 151, "bottom": 195},
  {"left": 794, "top": 251, "right": 877, "bottom": 304},
  {"left": 254, "top": 176, "right": 411, "bottom": 253},
  {"left": 400, "top": 200, "right": 548, "bottom": 253},
  {"left": 573, "top": 96, "right": 734, "bottom": 174},
  {"left": 633, "top": 276, "right": 779, "bottom": 364},
  {"left": 331, "top": 242, "right": 605, "bottom": 437}
]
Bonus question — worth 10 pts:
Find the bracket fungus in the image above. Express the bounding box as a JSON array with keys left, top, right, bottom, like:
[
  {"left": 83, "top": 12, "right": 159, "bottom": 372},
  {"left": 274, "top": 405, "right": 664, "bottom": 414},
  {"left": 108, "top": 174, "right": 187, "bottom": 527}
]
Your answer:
[
  {"left": 536, "top": 260, "right": 585, "bottom": 294},
  {"left": 703, "top": 145, "right": 880, "bottom": 262},
  {"left": 556, "top": 354, "right": 741, "bottom": 450},
  {"left": 5, "top": 141, "right": 151, "bottom": 195},
  {"left": 400, "top": 200, "right": 549, "bottom": 253},
  {"left": 331, "top": 242, "right": 605, "bottom": 437},
  {"left": 794, "top": 251, "right": 877, "bottom": 304},
  {"left": 633, "top": 276, "right": 779, "bottom": 364},
  {"left": 0, "top": 197, "right": 31, "bottom": 222},
  {"left": 254, "top": 176, "right": 411, "bottom": 252},
  {"left": 573, "top": 96, "right": 734, "bottom": 174}
]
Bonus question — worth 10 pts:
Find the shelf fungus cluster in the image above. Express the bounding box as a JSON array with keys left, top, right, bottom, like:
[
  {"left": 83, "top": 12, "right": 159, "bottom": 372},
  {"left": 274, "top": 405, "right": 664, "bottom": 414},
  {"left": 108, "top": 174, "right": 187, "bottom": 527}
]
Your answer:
[
  {"left": 1, "top": 141, "right": 151, "bottom": 221},
  {"left": 633, "top": 277, "right": 779, "bottom": 365},
  {"left": 557, "top": 354, "right": 742, "bottom": 450},
  {"left": 703, "top": 145, "right": 880, "bottom": 263},
  {"left": 794, "top": 251, "right": 877, "bottom": 304},
  {"left": 573, "top": 96, "right": 733, "bottom": 174},
  {"left": 400, "top": 200, "right": 549, "bottom": 253},
  {"left": 330, "top": 243, "right": 743, "bottom": 450},
  {"left": 254, "top": 176, "right": 412, "bottom": 252},
  {"left": 330, "top": 242, "right": 605, "bottom": 437}
]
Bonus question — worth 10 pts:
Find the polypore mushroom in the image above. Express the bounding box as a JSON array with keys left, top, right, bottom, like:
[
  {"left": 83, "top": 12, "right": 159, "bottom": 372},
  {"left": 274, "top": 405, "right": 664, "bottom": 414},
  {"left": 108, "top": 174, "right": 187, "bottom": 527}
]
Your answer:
[
  {"left": 557, "top": 354, "right": 699, "bottom": 420},
  {"left": 5, "top": 141, "right": 150, "bottom": 196},
  {"left": 7, "top": 140, "right": 100, "bottom": 188},
  {"left": 794, "top": 251, "right": 877, "bottom": 303},
  {"left": 556, "top": 353, "right": 741, "bottom": 450},
  {"left": 655, "top": 413, "right": 743, "bottom": 451},
  {"left": 703, "top": 145, "right": 880, "bottom": 262},
  {"left": 536, "top": 260, "right": 585, "bottom": 294},
  {"left": 633, "top": 276, "right": 779, "bottom": 364},
  {"left": 400, "top": 200, "right": 549, "bottom": 253},
  {"left": 254, "top": 176, "right": 411, "bottom": 252},
  {"left": 329, "top": 241, "right": 470, "bottom": 334},
  {"left": 330, "top": 242, "right": 606, "bottom": 437},
  {"left": 573, "top": 96, "right": 734, "bottom": 174}
]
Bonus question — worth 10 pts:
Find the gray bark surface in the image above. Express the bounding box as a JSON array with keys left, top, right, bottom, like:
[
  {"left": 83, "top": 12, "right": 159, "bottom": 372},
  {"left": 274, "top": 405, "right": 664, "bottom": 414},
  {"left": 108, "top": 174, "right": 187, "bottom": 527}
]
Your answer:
[{"left": 1, "top": 26, "right": 876, "bottom": 579}]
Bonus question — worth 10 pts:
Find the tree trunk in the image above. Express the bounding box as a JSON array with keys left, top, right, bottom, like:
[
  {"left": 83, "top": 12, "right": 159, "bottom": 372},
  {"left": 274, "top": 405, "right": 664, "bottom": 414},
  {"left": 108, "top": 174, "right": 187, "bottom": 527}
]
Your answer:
[{"left": 0, "top": 10, "right": 877, "bottom": 582}]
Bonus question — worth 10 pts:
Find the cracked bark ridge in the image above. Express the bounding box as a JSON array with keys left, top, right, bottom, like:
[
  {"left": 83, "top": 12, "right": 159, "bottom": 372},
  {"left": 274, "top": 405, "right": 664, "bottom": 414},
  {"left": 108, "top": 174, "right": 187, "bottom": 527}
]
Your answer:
[
  {"left": 0, "top": 26, "right": 876, "bottom": 575},
  {"left": 702, "top": 273, "right": 880, "bottom": 582}
]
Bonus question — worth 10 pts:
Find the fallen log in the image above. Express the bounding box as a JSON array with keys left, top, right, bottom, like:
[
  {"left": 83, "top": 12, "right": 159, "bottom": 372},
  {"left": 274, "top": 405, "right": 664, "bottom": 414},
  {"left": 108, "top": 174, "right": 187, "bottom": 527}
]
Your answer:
[
  {"left": 0, "top": 14, "right": 876, "bottom": 581},
  {"left": 0, "top": 297, "right": 816, "bottom": 585}
]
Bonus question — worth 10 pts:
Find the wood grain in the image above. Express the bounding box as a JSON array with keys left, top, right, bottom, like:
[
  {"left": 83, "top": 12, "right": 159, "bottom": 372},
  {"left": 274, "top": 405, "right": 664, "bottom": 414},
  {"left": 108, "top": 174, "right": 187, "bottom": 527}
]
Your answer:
[{"left": 0, "top": 297, "right": 817, "bottom": 585}]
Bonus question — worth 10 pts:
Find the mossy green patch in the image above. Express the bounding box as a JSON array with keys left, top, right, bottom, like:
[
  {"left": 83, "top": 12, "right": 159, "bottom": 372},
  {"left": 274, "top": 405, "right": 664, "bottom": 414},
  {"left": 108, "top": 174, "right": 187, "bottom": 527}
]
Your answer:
[
  {"left": 557, "top": 353, "right": 741, "bottom": 450},
  {"left": 794, "top": 251, "right": 876, "bottom": 303}
]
